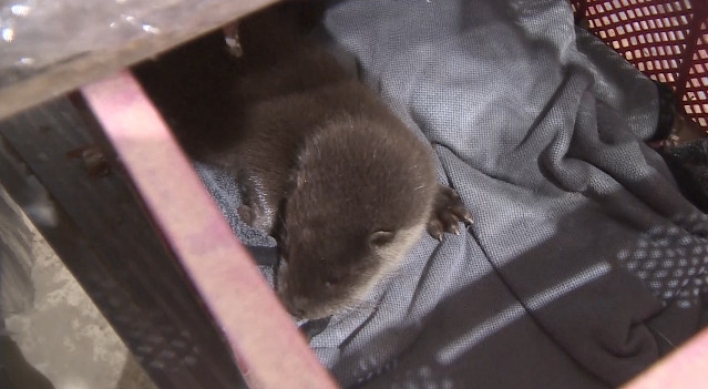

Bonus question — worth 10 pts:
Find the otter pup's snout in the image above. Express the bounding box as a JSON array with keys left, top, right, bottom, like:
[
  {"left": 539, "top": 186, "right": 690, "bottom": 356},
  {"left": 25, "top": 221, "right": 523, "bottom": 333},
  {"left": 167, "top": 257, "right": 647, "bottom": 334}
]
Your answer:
[{"left": 282, "top": 295, "right": 309, "bottom": 318}]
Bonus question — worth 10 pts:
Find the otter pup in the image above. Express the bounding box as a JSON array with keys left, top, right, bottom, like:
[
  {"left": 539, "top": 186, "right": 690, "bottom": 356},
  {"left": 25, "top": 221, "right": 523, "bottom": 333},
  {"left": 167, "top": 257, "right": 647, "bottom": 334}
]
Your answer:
[{"left": 133, "top": 3, "right": 472, "bottom": 320}]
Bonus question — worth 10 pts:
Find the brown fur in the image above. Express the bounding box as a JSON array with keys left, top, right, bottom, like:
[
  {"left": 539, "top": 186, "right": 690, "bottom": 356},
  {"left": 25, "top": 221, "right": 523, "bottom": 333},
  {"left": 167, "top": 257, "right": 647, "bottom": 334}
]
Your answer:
[{"left": 133, "top": 3, "right": 469, "bottom": 320}]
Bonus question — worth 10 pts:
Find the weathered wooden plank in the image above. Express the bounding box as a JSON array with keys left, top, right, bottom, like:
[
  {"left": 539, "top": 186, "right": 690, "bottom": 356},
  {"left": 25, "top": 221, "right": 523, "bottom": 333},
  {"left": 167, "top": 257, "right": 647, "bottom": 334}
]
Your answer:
[
  {"left": 0, "top": 137, "right": 191, "bottom": 389},
  {"left": 0, "top": 0, "right": 277, "bottom": 122},
  {"left": 0, "top": 97, "right": 247, "bottom": 389},
  {"left": 81, "top": 70, "right": 340, "bottom": 389}
]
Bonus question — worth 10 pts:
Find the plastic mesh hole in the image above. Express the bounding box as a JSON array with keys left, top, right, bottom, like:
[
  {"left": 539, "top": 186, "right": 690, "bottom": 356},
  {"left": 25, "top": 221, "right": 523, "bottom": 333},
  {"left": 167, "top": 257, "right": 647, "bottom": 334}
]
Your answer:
[{"left": 571, "top": 0, "right": 707, "bottom": 130}]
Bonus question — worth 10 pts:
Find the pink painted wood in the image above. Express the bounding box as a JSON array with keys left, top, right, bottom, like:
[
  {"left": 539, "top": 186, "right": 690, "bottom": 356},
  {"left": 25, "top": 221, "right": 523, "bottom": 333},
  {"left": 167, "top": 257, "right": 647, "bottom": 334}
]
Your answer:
[
  {"left": 620, "top": 327, "right": 708, "bottom": 389},
  {"left": 81, "top": 70, "right": 340, "bottom": 389}
]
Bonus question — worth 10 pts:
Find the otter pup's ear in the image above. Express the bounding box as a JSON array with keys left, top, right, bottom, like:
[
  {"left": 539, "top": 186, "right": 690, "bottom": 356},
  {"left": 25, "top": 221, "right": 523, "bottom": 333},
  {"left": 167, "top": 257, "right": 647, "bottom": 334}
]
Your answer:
[{"left": 369, "top": 230, "right": 395, "bottom": 246}]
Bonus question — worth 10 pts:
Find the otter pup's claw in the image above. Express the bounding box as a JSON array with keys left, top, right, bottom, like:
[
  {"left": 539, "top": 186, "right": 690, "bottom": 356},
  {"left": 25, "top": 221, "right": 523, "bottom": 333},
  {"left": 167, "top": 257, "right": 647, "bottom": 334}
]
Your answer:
[
  {"left": 460, "top": 212, "right": 474, "bottom": 225},
  {"left": 237, "top": 204, "right": 255, "bottom": 227},
  {"left": 426, "top": 219, "right": 445, "bottom": 242},
  {"left": 450, "top": 224, "right": 461, "bottom": 235},
  {"left": 427, "top": 185, "right": 473, "bottom": 242}
]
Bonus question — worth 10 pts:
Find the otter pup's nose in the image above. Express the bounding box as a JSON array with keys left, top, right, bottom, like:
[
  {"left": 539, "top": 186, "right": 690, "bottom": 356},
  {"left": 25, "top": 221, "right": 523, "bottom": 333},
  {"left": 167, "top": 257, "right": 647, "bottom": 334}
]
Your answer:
[{"left": 283, "top": 295, "right": 308, "bottom": 318}]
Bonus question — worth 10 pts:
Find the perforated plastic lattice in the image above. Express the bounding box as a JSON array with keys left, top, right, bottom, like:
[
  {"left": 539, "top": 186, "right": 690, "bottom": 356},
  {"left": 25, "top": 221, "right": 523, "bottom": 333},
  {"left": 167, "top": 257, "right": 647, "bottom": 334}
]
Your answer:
[{"left": 571, "top": 0, "right": 708, "bottom": 129}]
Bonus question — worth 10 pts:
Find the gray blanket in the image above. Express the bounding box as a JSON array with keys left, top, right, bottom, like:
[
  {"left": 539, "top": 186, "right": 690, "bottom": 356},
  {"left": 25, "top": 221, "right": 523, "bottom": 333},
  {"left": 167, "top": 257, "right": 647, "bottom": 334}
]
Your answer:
[{"left": 195, "top": 0, "right": 708, "bottom": 387}]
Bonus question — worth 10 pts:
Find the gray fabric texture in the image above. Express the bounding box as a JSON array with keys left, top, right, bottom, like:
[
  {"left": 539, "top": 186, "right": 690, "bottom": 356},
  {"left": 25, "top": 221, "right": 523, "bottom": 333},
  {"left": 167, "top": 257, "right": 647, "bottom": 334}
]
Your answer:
[{"left": 194, "top": 0, "right": 708, "bottom": 387}]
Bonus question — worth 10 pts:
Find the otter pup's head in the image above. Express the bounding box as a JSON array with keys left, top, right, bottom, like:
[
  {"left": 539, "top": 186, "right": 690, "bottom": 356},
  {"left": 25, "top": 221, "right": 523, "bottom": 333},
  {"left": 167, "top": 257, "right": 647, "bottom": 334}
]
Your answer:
[{"left": 275, "top": 118, "right": 437, "bottom": 319}]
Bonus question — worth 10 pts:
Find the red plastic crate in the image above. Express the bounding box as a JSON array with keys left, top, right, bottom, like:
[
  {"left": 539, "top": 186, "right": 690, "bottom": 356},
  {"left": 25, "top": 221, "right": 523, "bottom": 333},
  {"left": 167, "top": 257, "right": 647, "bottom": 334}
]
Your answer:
[{"left": 571, "top": 0, "right": 708, "bottom": 129}]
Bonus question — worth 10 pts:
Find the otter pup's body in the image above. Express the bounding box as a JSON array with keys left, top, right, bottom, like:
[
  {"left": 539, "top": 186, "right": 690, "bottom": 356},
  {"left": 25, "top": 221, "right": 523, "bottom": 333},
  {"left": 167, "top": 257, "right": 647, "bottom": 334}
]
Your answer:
[{"left": 134, "top": 4, "right": 471, "bottom": 319}]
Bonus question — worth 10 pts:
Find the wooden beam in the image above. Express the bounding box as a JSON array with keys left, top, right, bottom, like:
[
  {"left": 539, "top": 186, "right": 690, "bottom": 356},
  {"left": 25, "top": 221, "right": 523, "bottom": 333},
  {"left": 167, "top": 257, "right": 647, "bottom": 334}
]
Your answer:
[
  {"left": 0, "top": 97, "right": 248, "bottom": 389},
  {"left": 0, "top": 0, "right": 277, "bottom": 122}
]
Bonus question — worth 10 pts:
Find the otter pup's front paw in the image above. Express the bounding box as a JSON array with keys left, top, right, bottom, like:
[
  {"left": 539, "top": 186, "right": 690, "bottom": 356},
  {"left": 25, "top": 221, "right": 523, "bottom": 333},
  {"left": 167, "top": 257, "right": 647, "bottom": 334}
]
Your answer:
[
  {"left": 237, "top": 204, "right": 256, "bottom": 227},
  {"left": 426, "top": 185, "right": 473, "bottom": 242},
  {"left": 237, "top": 202, "right": 277, "bottom": 234}
]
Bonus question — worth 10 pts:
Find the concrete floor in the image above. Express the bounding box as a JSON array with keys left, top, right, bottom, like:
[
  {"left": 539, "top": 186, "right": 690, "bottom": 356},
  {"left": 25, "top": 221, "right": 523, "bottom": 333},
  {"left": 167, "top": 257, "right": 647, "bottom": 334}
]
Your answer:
[{"left": 1, "top": 187, "right": 156, "bottom": 389}]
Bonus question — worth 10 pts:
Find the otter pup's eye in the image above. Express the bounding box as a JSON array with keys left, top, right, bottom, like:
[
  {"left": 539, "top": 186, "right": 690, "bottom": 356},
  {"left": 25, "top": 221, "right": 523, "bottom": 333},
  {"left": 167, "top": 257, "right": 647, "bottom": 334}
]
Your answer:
[{"left": 369, "top": 230, "right": 395, "bottom": 246}]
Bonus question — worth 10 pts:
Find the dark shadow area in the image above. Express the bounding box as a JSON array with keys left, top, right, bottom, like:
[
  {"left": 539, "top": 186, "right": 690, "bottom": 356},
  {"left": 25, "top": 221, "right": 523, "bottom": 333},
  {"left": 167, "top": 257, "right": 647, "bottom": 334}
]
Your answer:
[{"left": 325, "top": 199, "right": 708, "bottom": 389}]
